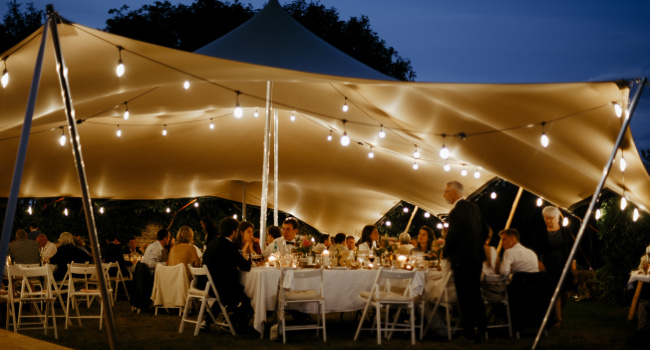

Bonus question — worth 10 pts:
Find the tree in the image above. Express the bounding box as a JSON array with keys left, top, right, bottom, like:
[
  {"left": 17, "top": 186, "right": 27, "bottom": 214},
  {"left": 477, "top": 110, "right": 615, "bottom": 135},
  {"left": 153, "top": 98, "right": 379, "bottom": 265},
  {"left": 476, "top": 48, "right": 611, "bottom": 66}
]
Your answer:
[
  {"left": 104, "top": 0, "right": 415, "bottom": 81},
  {"left": 0, "top": 0, "right": 44, "bottom": 54}
]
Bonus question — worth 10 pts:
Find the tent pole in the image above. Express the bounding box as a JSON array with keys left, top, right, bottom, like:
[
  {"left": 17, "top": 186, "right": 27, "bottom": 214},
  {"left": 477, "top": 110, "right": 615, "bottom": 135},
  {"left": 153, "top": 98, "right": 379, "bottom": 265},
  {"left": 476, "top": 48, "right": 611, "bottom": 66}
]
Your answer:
[
  {"left": 496, "top": 186, "right": 524, "bottom": 255},
  {"left": 46, "top": 7, "right": 117, "bottom": 350},
  {"left": 260, "top": 81, "right": 272, "bottom": 250},
  {"left": 404, "top": 206, "right": 419, "bottom": 234},
  {"left": 274, "top": 108, "right": 279, "bottom": 226},
  {"left": 532, "top": 78, "right": 647, "bottom": 349},
  {"left": 0, "top": 18, "right": 50, "bottom": 275},
  {"left": 242, "top": 182, "right": 246, "bottom": 221}
]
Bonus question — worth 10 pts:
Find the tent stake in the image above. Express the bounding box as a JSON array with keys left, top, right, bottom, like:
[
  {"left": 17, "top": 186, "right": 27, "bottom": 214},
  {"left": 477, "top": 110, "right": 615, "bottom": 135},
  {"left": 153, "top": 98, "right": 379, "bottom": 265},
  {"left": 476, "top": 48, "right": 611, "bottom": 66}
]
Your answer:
[
  {"left": 0, "top": 17, "right": 50, "bottom": 278},
  {"left": 532, "top": 77, "right": 647, "bottom": 349},
  {"left": 46, "top": 6, "right": 117, "bottom": 350}
]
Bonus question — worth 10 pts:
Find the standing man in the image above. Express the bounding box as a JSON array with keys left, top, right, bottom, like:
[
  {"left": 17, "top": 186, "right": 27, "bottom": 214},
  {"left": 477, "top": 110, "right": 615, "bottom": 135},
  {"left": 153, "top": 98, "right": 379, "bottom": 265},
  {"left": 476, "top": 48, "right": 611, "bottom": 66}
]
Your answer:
[
  {"left": 27, "top": 221, "right": 43, "bottom": 240},
  {"left": 442, "top": 180, "right": 489, "bottom": 342}
]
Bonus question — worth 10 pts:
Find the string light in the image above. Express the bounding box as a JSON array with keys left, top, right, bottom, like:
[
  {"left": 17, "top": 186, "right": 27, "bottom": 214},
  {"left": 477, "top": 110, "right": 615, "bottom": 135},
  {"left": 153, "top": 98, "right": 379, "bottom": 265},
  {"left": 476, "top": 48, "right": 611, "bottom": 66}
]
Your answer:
[
  {"left": 540, "top": 122, "right": 549, "bottom": 148},
  {"left": 403, "top": 207, "right": 409, "bottom": 213},
  {"left": 413, "top": 145, "right": 420, "bottom": 159},
  {"left": 64, "top": 208, "right": 69, "bottom": 216},
  {"left": 27, "top": 206, "right": 32, "bottom": 215},
  {"left": 385, "top": 221, "right": 392, "bottom": 227},
  {"left": 562, "top": 217, "right": 569, "bottom": 227},
  {"left": 183, "top": 80, "right": 190, "bottom": 90},
  {"left": 440, "top": 135, "right": 450, "bottom": 159},
  {"left": 327, "top": 130, "right": 332, "bottom": 141},
  {"left": 491, "top": 192, "right": 497, "bottom": 199},
  {"left": 166, "top": 207, "right": 171, "bottom": 213},
  {"left": 436, "top": 223, "right": 443, "bottom": 229},
  {"left": 115, "top": 46, "right": 125, "bottom": 77},
  {"left": 378, "top": 124, "right": 386, "bottom": 138},
  {"left": 368, "top": 146, "right": 374, "bottom": 158},
  {"left": 116, "top": 125, "right": 122, "bottom": 137},
  {"left": 162, "top": 124, "right": 167, "bottom": 136},
  {"left": 254, "top": 109, "right": 259, "bottom": 118},
  {"left": 595, "top": 208, "right": 601, "bottom": 220},
  {"left": 194, "top": 202, "right": 199, "bottom": 207},
  {"left": 233, "top": 214, "right": 238, "bottom": 219},
  {"left": 620, "top": 154, "right": 627, "bottom": 172},
  {"left": 413, "top": 160, "right": 419, "bottom": 170},
  {"left": 234, "top": 91, "right": 243, "bottom": 118},
  {"left": 443, "top": 163, "right": 450, "bottom": 172},
  {"left": 443, "top": 223, "right": 449, "bottom": 228},
  {"left": 341, "top": 120, "right": 350, "bottom": 146},
  {"left": 424, "top": 212, "right": 430, "bottom": 218},
  {"left": 1, "top": 58, "right": 9, "bottom": 88},
  {"left": 290, "top": 112, "right": 296, "bottom": 122},
  {"left": 613, "top": 102, "right": 622, "bottom": 118},
  {"left": 536, "top": 197, "right": 543, "bottom": 207},
  {"left": 633, "top": 208, "right": 640, "bottom": 222},
  {"left": 460, "top": 165, "right": 467, "bottom": 176},
  {"left": 59, "top": 127, "right": 66, "bottom": 146},
  {"left": 99, "top": 207, "right": 105, "bottom": 214},
  {"left": 123, "top": 102, "right": 129, "bottom": 120},
  {"left": 620, "top": 197, "right": 627, "bottom": 210},
  {"left": 342, "top": 97, "right": 349, "bottom": 112},
  {"left": 209, "top": 118, "right": 214, "bottom": 130},
  {"left": 474, "top": 169, "right": 481, "bottom": 179}
]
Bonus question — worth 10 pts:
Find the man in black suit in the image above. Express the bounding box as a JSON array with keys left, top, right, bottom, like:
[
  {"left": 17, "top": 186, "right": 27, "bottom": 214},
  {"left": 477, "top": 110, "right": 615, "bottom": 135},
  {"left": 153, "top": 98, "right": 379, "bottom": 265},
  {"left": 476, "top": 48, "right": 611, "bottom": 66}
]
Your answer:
[
  {"left": 442, "top": 180, "right": 489, "bottom": 342},
  {"left": 202, "top": 217, "right": 252, "bottom": 329}
]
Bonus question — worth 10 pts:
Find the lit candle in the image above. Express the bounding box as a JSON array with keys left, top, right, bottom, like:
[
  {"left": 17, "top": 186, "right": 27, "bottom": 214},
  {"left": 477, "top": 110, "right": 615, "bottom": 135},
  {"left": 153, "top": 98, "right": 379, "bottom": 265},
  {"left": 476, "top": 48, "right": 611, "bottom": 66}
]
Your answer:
[
  {"left": 398, "top": 255, "right": 407, "bottom": 269},
  {"left": 268, "top": 255, "right": 276, "bottom": 267},
  {"left": 323, "top": 249, "right": 330, "bottom": 266}
]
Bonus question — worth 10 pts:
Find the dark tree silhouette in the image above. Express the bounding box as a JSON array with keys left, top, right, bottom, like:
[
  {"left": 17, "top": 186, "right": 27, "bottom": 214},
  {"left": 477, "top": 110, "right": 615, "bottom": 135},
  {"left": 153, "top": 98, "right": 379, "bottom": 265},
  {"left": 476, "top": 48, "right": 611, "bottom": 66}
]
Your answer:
[{"left": 0, "top": 0, "right": 43, "bottom": 53}]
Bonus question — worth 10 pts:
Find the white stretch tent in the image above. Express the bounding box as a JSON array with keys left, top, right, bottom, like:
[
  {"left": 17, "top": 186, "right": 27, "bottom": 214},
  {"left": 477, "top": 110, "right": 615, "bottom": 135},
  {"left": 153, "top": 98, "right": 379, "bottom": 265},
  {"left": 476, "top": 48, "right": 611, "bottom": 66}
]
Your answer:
[{"left": 0, "top": 7, "right": 648, "bottom": 236}]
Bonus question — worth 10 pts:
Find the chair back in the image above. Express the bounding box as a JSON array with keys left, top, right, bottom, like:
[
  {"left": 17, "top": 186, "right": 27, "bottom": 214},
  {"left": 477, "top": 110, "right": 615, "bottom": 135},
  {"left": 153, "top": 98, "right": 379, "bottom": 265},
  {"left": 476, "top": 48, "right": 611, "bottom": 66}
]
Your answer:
[
  {"left": 187, "top": 264, "right": 221, "bottom": 302},
  {"left": 283, "top": 267, "right": 324, "bottom": 296},
  {"left": 6, "top": 264, "right": 53, "bottom": 298},
  {"left": 376, "top": 268, "right": 416, "bottom": 297}
]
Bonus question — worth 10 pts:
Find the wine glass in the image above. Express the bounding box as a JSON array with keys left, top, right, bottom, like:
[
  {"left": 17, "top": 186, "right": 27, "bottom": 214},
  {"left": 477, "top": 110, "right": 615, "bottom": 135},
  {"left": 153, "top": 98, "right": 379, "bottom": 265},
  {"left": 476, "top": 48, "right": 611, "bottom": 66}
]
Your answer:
[{"left": 368, "top": 252, "right": 375, "bottom": 268}]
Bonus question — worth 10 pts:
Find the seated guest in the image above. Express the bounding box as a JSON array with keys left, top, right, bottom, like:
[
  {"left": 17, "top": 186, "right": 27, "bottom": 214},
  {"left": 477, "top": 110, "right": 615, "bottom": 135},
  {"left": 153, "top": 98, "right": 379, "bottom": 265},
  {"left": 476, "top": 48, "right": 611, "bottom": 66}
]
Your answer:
[
  {"left": 36, "top": 233, "right": 57, "bottom": 263},
  {"left": 357, "top": 225, "right": 379, "bottom": 252},
  {"left": 201, "top": 217, "right": 218, "bottom": 246},
  {"left": 313, "top": 234, "right": 331, "bottom": 254},
  {"left": 346, "top": 235, "right": 356, "bottom": 251},
  {"left": 167, "top": 226, "right": 201, "bottom": 277},
  {"left": 498, "top": 229, "right": 539, "bottom": 276},
  {"left": 8, "top": 229, "right": 40, "bottom": 265},
  {"left": 396, "top": 232, "right": 415, "bottom": 255},
  {"left": 50, "top": 232, "right": 91, "bottom": 281},
  {"left": 266, "top": 225, "right": 281, "bottom": 247},
  {"left": 483, "top": 230, "right": 497, "bottom": 275},
  {"left": 142, "top": 229, "right": 171, "bottom": 275},
  {"left": 122, "top": 236, "right": 143, "bottom": 255},
  {"left": 638, "top": 244, "right": 650, "bottom": 271},
  {"left": 75, "top": 235, "right": 92, "bottom": 257},
  {"left": 263, "top": 218, "right": 299, "bottom": 257},
  {"left": 411, "top": 226, "right": 434, "bottom": 256},
  {"left": 203, "top": 217, "right": 253, "bottom": 329},
  {"left": 234, "top": 221, "right": 261, "bottom": 257},
  {"left": 329, "top": 233, "right": 349, "bottom": 258},
  {"left": 102, "top": 234, "right": 130, "bottom": 274}
]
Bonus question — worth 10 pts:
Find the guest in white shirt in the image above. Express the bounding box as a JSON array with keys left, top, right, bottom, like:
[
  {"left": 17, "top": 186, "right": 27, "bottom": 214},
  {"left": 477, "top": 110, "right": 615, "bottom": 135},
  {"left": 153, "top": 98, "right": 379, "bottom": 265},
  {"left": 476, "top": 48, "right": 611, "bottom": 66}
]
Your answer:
[
  {"left": 142, "top": 229, "right": 171, "bottom": 274},
  {"left": 346, "top": 236, "right": 356, "bottom": 251},
  {"left": 639, "top": 244, "right": 650, "bottom": 271},
  {"left": 497, "top": 229, "right": 539, "bottom": 276},
  {"left": 357, "top": 225, "right": 379, "bottom": 252},
  {"left": 263, "top": 218, "right": 298, "bottom": 257},
  {"left": 396, "top": 232, "right": 415, "bottom": 255},
  {"left": 313, "top": 234, "right": 331, "bottom": 254},
  {"left": 36, "top": 233, "right": 57, "bottom": 262}
]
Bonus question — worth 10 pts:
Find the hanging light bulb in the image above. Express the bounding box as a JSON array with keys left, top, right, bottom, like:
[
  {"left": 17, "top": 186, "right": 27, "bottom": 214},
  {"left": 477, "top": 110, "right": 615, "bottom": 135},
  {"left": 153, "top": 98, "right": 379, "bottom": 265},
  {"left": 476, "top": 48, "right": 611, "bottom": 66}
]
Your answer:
[
  {"left": 327, "top": 130, "right": 332, "bottom": 141},
  {"left": 59, "top": 127, "right": 66, "bottom": 146},
  {"left": 27, "top": 206, "right": 32, "bottom": 215},
  {"left": 614, "top": 102, "right": 622, "bottom": 118},
  {"left": 424, "top": 212, "right": 430, "bottom": 218},
  {"left": 162, "top": 124, "right": 167, "bottom": 136},
  {"left": 123, "top": 102, "right": 129, "bottom": 120},
  {"left": 443, "top": 222, "right": 449, "bottom": 228},
  {"left": 378, "top": 125, "right": 386, "bottom": 138},
  {"left": 233, "top": 91, "right": 243, "bottom": 118},
  {"left": 491, "top": 192, "right": 497, "bottom": 199},
  {"left": 403, "top": 207, "right": 409, "bottom": 213},
  {"left": 64, "top": 208, "right": 69, "bottom": 216},
  {"left": 209, "top": 118, "right": 214, "bottom": 130},
  {"left": 99, "top": 207, "right": 105, "bottom": 214},
  {"left": 562, "top": 217, "right": 569, "bottom": 227},
  {"left": 290, "top": 112, "right": 296, "bottom": 122},
  {"left": 436, "top": 223, "right": 443, "bottom": 229},
  {"left": 474, "top": 170, "right": 481, "bottom": 179},
  {"left": 115, "top": 47, "right": 125, "bottom": 77},
  {"left": 194, "top": 202, "right": 199, "bottom": 208},
  {"left": 621, "top": 197, "right": 627, "bottom": 210},
  {"left": 254, "top": 109, "right": 259, "bottom": 118},
  {"left": 166, "top": 207, "right": 171, "bottom": 213},
  {"left": 1, "top": 59, "right": 8, "bottom": 88},
  {"left": 385, "top": 220, "right": 392, "bottom": 227},
  {"left": 341, "top": 132, "right": 350, "bottom": 146},
  {"left": 183, "top": 80, "right": 190, "bottom": 90},
  {"left": 461, "top": 166, "right": 467, "bottom": 176},
  {"left": 116, "top": 125, "right": 122, "bottom": 137},
  {"left": 443, "top": 163, "right": 450, "bottom": 172},
  {"left": 440, "top": 145, "right": 450, "bottom": 159},
  {"left": 368, "top": 146, "right": 374, "bottom": 158},
  {"left": 342, "top": 97, "right": 349, "bottom": 112},
  {"left": 633, "top": 208, "right": 640, "bottom": 222},
  {"left": 536, "top": 197, "right": 543, "bottom": 207},
  {"left": 540, "top": 122, "right": 549, "bottom": 148},
  {"left": 413, "top": 145, "right": 420, "bottom": 159},
  {"left": 233, "top": 214, "right": 238, "bottom": 219},
  {"left": 595, "top": 208, "right": 601, "bottom": 220},
  {"left": 413, "top": 160, "right": 419, "bottom": 170},
  {"left": 620, "top": 155, "right": 627, "bottom": 172}
]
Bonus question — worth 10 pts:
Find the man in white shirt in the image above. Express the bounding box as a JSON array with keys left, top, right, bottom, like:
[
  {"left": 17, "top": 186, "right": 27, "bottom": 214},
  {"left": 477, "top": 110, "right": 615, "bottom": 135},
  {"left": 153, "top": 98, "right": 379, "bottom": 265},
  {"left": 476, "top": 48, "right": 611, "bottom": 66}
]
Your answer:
[
  {"left": 313, "top": 234, "right": 331, "bottom": 254},
  {"left": 263, "top": 217, "right": 298, "bottom": 257},
  {"left": 142, "top": 229, "right": 171, "bottom": 274},
  {"left": 498, "top": 229, "right": 539, "bottom": 276},
  {"left": 36, "top": 234, "right": 57, "bottom": 263}
]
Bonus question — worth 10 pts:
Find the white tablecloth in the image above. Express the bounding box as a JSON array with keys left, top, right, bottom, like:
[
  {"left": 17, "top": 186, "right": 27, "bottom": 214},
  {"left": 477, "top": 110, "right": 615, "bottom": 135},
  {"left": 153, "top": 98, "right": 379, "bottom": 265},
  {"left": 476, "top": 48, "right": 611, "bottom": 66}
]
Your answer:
[
  {"left": 628, "top": 271, "right": 650, "bottom": 289},
  {"left": 240, "top": 267, "right": 433, "bottom": 334}
]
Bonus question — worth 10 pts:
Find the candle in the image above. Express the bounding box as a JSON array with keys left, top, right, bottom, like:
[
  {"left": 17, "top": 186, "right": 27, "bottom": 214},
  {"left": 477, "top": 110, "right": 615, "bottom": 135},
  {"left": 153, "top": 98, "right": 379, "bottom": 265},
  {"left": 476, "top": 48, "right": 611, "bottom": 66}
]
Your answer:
[
  {"left": 323, "top": 249, "right": 330, "bottom": 267},
  {"left": 398, "top": 255, "right": 407, "bottom": 269}
]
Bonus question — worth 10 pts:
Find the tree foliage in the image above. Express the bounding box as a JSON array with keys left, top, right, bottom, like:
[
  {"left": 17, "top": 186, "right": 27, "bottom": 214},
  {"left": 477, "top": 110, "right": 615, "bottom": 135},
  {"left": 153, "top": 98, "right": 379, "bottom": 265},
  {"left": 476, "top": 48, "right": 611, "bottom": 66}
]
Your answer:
[
  {"left": 0, "top": 0, "right": 43, "bottom": 54},
  {"left": 104, "top": 0, "right": 415, "bottom": 81}
]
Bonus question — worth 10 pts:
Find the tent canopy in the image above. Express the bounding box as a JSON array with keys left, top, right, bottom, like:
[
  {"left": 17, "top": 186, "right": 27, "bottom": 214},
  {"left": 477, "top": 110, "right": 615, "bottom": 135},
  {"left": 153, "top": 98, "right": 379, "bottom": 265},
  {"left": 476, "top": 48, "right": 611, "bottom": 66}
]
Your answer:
[{"left": 0, "top": 17, "right": 648, "bottom": 235}]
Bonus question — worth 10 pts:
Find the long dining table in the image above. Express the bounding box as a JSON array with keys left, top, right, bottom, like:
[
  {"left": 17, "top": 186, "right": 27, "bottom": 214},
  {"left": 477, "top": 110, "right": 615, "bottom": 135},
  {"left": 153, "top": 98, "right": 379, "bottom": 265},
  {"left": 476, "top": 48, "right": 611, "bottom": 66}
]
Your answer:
[{"left": 240, "top": 266, "right": 433, "bottom": 334}]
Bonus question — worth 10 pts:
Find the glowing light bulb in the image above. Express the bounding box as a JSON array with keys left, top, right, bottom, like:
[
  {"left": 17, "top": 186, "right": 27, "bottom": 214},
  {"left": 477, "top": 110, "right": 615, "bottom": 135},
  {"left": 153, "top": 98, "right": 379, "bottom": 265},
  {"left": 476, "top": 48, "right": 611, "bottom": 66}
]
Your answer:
[
  {"left": 436, "top": 223, "right": 443, "bottom": 229},
  {"left": 424, "top": 212, "right": 430, "bottom": 218},
  {"left": 474, "top": 170, "right": 481, "bottom": 179},
  {"left": 614, "top": 103, "right": 622, "bottom": 118},
  {"left": 595, "top": 208, "right": 601, "bottom": 220},
  {"left": 413, "top": 146, "right": 420, "bottom": 159},
  {"left": 541, "top": 132, "right": 549, "bottom": 148},
  {"left": 194, "top": 202, "right": 199, "bottom": 207},
  {"left": 562, "top": 217, "right": 569, "bottom": 227},
  {"left": 341, "top": 133, "right": 350, "bottom": 146},
  {"left": 59, "top": 132, "right": 66, "bottom": 146},
  {"left": 443, "top": 223, "right": 449, "bottom": 228},
  {"left": 413, "top": 162, "right": 419, "bottom": 170},
  {"left": 490, "top": 192, "right": 497, "bottom": 199},
  {"left": 234, "top": 105, "right": 243, "bottom": 118},
  {"left": 116, "top": 59, "right": 124, "bottom": 77},
  {"left": 254, "top": 110, "right": 259, "bottom": 118},
  {"left": 162, "top": 125, "right": 167, "bottom": 136},
  {"left": 620, "top": 157, "right": 627, "bottom": 172},
  {"left": 440, "top": 145, "right": 450, "bottom": 159},
  {"left": 368, "top": 149, "right": 374, "bottom": 158},
  {"left": 123, "top": 109, "right": 129, "bottom": 120},
  {"left": 27, "top": 206, "right": 32, "bottom": 215},
  {"left": 444, "top": 163, "right": 450, "bottom": 172},
  {"left": 378, "top": 127, "right": 386, "bottom": 138},
  {"left": 166, "top": 207, "right": 171, "bottom": 213},
  {"left": 536, "top": 197, "right": 543, "bottom": 207},
  {"left": 290, "top": 112, "right": 296, "bottom": 122},
  {"left": 183, "top": 80, "right": 190, "bottom": 90},
  {"left": 99, "top": 207, "right": 104, "bottom": 214},
  {"left": 233, "top": 214, "right": 238, "bottom": 219},
  {"left": 461, "top": 168, "right": 467, "bottom": 176},
  {"left": 116, "top": 126, "right": 122, "bottom": 137},
  {"left": 327, "top": 132, "right": 332, "bottom": 141},
  {"left": 633, "top": 208, "right": 639, "bottom": 222},
  {"left": 621, "top": 197, "right": 627, "bottom": 210},
  {"left": 386, "top": 221, "right": 392, "bottom": 227},
  {"left": 209, "top": 119, "right": 214, "bottom": 130},
  {"left": 1, "top": 68, "right": 8, "bottom": 88},
  {"left": 403, "top": 207, "right": 409, "bottom": 213},
  {"left": 342, "top": 98, "right": 349, "bottom": 112},
  {"left": 64, "top": 208, "right": 69, "bottom": 216}
]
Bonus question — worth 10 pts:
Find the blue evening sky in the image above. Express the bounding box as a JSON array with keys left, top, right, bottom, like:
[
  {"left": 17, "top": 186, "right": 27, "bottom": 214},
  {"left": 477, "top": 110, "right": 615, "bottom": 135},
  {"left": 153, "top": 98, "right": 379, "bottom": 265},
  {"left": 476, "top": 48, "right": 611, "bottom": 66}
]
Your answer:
[{"left": 10, "top": 0, "right": 650, "bottom": 151}]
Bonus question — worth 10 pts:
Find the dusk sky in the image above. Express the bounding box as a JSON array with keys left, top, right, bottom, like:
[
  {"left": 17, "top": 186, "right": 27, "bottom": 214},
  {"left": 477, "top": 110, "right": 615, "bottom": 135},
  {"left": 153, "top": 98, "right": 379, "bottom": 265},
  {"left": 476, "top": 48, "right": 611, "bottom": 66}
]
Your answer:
[{"left": 9, "top": 0, "right": 650, "bottom": 151}]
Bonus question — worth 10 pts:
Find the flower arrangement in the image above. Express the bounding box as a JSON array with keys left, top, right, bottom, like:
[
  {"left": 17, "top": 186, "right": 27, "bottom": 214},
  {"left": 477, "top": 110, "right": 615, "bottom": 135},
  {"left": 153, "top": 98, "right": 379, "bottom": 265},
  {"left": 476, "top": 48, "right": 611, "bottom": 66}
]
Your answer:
[
  {"left": 293, "top": 236, "right": 314, "bottom": 254},
  {"left": 426, "top": 238, "right": 445, "bottom": 260},
  {"left": 373, "top": 235, "right": 398, "bottom": 256}
]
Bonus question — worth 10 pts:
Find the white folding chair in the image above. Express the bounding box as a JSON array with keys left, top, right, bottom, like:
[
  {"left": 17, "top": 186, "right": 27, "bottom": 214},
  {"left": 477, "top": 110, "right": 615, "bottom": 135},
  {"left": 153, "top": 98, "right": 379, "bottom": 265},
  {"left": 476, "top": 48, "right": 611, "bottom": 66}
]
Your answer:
[
  {"left": 5, "top": 264, "right": 58, "bottom": 339},
  {"left": 482, "top": 274, "right": 513, "bottom": 339},
  {"left": 106, "top": 262, "right": 131, "bottom": 302},
  {"left": 279, "top": 267, "right": 326, "bottom": 344},
  {"left": 354, "top": 267, "right": 417, "bottom": 345},
  {"left": 65, "top": 264, "right": 112, "bottom": 330},
  {"left": 151, "top": 263, "right": 189, "bottom": 316},
  {"left": 421, "top": 270, "right": 462, "bottom": 340},
  {"left": 179, "top": 265, "right": 236, "bottom": 336}
]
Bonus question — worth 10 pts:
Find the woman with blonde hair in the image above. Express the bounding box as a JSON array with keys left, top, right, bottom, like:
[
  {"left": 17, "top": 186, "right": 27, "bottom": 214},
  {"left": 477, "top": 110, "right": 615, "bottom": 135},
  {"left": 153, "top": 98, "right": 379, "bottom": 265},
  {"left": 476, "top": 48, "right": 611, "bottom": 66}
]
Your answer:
[
  {"left": 49, "top": 232, "right": 91, "bottom": 281},
  {"left": 167, "top": 226, "right": 201, "bottom": 276}
]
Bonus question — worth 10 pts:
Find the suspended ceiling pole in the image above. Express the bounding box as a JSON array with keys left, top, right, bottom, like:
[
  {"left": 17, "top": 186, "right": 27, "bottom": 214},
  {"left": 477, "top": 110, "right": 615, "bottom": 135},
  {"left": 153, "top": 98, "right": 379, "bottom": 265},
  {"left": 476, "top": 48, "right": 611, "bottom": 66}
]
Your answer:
[
  {"left": 47, "top": 6, "right": 117, "bottom": 349},
  {"left": 532, "top": 77, "right": 647, "bottom": 349},
  {"left": 0, "top": 16, "right": 50, "bottom": 277},
  {"left": 259, "top": 81, "right": 272, "bottom": 250}
]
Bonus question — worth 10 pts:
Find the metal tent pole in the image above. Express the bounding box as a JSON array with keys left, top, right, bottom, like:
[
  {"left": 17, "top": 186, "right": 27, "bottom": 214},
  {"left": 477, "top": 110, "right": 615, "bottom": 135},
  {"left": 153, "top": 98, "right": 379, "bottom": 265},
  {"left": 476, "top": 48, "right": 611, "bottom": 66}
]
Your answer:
[
  {"left": 274, "top": 108, "right": 279, "bottom": 226},
  {"left": 0, "top": 18, "right": 50, "bottom": 276},
  {"left": 260, "top": 81, "right": 272, "bottom": 250},
  {"left": 47, "top": 6, "right": 116, "bottom": 350},
  {"left": 242, "top": 182, "right": 247, "bottom": 221},
  {"left": 532, "top": 78, "right": 647, "bottom": 349},
  {"left": 496, "top": 186, "right": 524, "bottom": 255}
]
